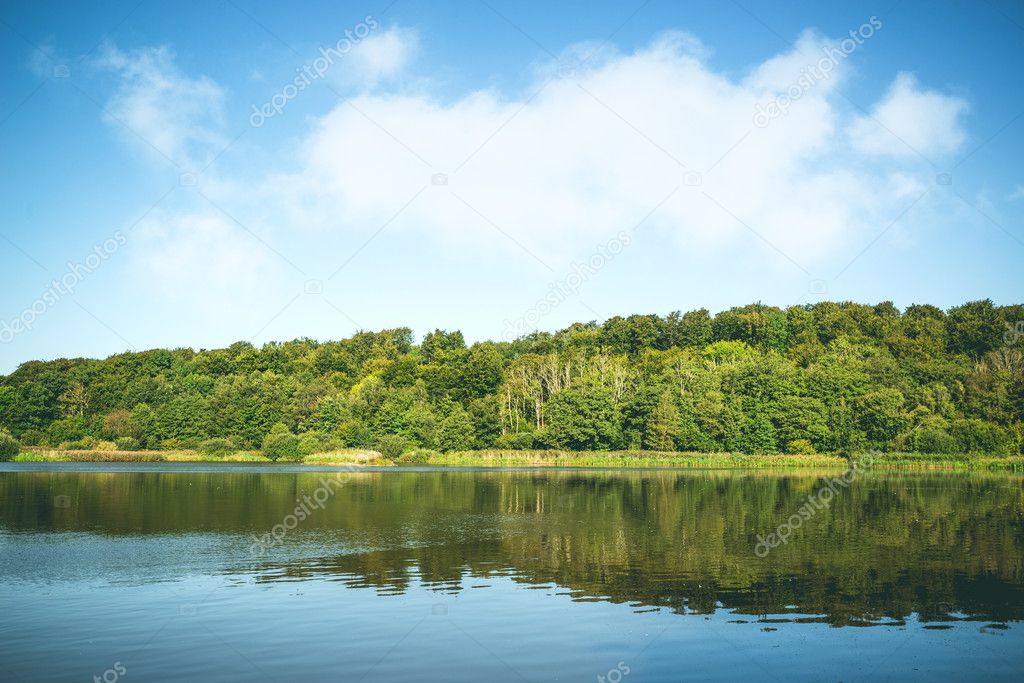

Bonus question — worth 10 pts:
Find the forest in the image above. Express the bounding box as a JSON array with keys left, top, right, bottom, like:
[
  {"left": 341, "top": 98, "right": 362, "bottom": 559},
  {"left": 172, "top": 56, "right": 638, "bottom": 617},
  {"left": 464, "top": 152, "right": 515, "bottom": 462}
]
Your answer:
[{"left": 0, "top": 299, "right": 1022, "bottom": 458}]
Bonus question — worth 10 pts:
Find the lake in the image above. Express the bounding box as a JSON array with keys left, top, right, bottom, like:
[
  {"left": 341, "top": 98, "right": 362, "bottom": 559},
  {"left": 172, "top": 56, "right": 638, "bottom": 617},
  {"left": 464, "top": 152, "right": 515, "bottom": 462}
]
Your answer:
[{"left": 1, "top": 463, "right": 1022, "bottom": 682}]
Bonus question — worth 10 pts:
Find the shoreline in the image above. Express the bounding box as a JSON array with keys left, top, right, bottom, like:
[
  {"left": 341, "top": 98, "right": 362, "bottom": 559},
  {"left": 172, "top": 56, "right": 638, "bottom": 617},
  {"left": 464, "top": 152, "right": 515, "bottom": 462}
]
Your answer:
[{"left": 8, "top": 448, "right": 1024, "bottom": 472}]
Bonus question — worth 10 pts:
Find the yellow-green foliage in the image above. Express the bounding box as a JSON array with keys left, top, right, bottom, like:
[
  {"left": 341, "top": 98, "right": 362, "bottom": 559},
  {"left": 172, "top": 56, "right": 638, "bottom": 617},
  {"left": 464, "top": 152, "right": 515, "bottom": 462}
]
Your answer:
[
  {"left": 301, "top": 449, "right": 385, "bottom": 465},
  {"left": 10, "top": 447, "right": 1023, "bottom": 471},
  {"left": 424, "top": 449, "right": 848, "bottom": 469}
]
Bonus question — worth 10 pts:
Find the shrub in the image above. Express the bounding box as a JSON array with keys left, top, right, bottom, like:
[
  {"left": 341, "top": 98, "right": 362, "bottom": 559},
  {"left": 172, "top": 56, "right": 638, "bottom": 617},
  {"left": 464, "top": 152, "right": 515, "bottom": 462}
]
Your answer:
[
  {"left": 115, "top": 436, "right": 140, "bottom": 451},
  {"left": 494, "top": 431, "right": 537, "bottom": 450},
  {"left": 262, "top": 425, "right": 300, "bottom": 461},
  {"left": 94, "top": 440, "right": 117, "bottom": 451},
  {"left": 949, "top": 419, "right": 1011, "bottom": 454},
  {"left": 47, "top": 418, "right": 86, "bottom": 447},
  {"left": 906, "top": 426, "right": 957, "bottom": 454},
  {"left": 335, "top": 421, "right": 374, "bottom": 448},
  {"left": 61, "top": 436, "right": 97, "bottom": 451},
  {"left": 374, "top": 434, "right": 411, "bottom": 461},
  {"left": 397, "top": 448, "right": 439, "bottom": 464},
  {"left": 20, "top": 429, "right": 45, "bottom": 447},
  {"left": 297, "top": 431, "right": 335, "bottom": 456},
  {"left": 786, "top": 439, "right": 817, "bottom": 455},
  {"left": 198, "top": 438, "right": 235, "bottom": 456},
  {"left": 531, "top": 429, "right": 559, "bottom": 450},
  {"left": 0, "top": 430, "right": 20, "bottom": 460}
]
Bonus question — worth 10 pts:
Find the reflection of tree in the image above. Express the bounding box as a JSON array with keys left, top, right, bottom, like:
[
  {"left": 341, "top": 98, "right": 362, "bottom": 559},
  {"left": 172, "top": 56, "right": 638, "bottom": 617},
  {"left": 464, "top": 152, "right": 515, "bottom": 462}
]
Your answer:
[{"left": 2, "top": 470, "right": 1022, "bottom": 625}]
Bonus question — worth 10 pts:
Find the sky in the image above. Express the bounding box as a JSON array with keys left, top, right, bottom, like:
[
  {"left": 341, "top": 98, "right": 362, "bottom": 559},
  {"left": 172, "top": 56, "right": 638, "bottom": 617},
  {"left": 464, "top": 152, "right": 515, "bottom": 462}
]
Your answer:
[{"left": 1, "top": 0, "right": 1022, "bottom": 373}]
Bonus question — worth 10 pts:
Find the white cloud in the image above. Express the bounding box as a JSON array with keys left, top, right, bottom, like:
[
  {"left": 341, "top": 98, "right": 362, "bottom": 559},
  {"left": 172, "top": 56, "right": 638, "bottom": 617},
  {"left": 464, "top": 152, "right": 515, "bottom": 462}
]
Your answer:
[
  {"left": 848, "top": 72, "right": 968, "bottom": 158},
  {"left": 116, "top": 30, "right": 970, "bottom": 308},
  {"left": 744, "top": 29, "right": 848, "bottom": 96},
  {"left": 94, "top": 44, "right": 226, "bottom": 168},
  {"left": 341, "top": 27, "right": 418, "bottom": 87},
  {"left": 250, "top": 30, "right": 951, "bottom": 264}
]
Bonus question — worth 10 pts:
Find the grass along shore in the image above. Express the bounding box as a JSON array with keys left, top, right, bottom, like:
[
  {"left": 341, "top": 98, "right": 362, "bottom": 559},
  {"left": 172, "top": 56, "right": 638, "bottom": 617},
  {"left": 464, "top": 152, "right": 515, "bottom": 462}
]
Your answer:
[{"left": 8, "top": 446, "right": 1024, "bottom": 471}]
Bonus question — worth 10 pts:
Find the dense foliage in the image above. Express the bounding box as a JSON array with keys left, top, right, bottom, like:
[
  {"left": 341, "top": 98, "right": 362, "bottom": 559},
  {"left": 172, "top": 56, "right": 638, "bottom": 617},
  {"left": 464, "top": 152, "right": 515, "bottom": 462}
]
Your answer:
[
  {"left": 0, "top": 428, "right": 19, "bottom": 460},
  {"left": 1, "top": 300, "right": 1022, "bottom": 456}
]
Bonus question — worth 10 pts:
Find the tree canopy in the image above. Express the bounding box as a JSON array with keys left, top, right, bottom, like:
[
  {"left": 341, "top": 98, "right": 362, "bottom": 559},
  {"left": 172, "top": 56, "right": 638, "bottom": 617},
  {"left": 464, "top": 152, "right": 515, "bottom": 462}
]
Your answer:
[{"left": 1, "top": 300, "right": 1021, "bottom": 455}]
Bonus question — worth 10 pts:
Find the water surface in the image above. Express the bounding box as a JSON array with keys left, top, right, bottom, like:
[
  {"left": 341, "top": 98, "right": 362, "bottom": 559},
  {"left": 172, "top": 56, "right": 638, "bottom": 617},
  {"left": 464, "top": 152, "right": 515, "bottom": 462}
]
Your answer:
[{"left": 1, "top": 463, "right": 1022, "bottom": 681}]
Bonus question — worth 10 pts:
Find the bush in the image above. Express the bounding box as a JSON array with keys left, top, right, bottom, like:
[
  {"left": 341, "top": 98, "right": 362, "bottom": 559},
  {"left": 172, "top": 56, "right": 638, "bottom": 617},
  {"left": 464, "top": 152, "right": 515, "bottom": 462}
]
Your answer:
[
  {"left": 115, "top": 436, "right": 141, "bottom": 451},
  {"left": 374, "top": 434, "right": 411, "bottom": 461},
  {"left": 297, "top": 431, "right": 335, "bottom": 456},
  {"left": 494, "top": 431, "right": 537, "bottom": 450},
  {"left": 198, "top": 438, "right": 235, "bottom": 456},
  {"left": 262, "top": 425, "right": 300, "bottom": 461},
  {"left": 47, "top": 418, "right": 86, "bottom": 447},
  {"left": 786, "top": 439, "right": 817, "bottom": 455},
  {"left": 94, "top": 440, "right": 117, "bottom": 451},
  {"left": 906, "top": 426, "right": 958, "bottom": 454},
  {"left": 0, "top": 430, "right": 20, "bottom": 460},
  {"left": 950, "top": 419, "right": 1012, "bottom": 454},
  {"left": 61, "top": 436, "right": 97, "bottom": 451},
  {"left": 397, "top": 448, "right": 439, "bottom": 464},
  {"left": 20, "top": 429, "right": 45, "bottom": 447},
  {"left": 335, "top": 421, "right": 374, "bottom": 448}
]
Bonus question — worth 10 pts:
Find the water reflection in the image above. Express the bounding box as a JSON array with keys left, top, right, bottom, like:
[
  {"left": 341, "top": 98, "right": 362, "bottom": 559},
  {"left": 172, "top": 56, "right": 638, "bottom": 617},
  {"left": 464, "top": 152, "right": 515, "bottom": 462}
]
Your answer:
[{"left": 2, "top": 467, "right": 1022, "bottom": 627}]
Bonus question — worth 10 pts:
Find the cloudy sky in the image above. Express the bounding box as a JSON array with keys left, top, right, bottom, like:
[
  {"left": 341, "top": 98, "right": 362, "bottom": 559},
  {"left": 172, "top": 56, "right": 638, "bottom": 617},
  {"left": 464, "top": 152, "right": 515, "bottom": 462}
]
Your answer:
[{"left": 1, "top": 0, "right": 1022, "bottom": 372}]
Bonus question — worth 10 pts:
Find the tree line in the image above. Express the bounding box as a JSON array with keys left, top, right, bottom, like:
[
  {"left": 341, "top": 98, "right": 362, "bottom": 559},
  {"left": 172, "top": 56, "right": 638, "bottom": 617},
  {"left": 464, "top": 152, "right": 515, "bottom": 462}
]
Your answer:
[{"left": 1, "top": 299, "right": 1021, "bottom": 457}]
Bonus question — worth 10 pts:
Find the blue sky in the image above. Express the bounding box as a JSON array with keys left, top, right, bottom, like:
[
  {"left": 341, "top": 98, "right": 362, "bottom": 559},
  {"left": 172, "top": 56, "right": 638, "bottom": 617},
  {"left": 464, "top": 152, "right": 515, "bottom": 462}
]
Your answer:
[{"left": 1, "top": 0, "right": 1022, "bottom": 372}]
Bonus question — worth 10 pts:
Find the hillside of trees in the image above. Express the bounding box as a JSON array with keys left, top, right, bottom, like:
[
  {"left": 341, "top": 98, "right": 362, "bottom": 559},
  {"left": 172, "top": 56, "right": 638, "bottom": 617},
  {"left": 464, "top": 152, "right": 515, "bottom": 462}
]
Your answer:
[{"left": 1, "top": 300, "right": 1022, "bottom": 457}]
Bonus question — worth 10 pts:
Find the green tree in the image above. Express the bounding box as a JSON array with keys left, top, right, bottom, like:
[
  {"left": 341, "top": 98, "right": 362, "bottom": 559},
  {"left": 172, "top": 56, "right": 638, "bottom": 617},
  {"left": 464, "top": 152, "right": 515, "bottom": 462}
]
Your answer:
[
  {"left": 546, "top": 388, "right": 620, "bottom": 450},
  {"left": 643, "top": 392, "right": 680, "bottom": 451},
  {"left": 946, "top": 299, "right": 1001, "bottom": 359},
  {"left": 854, "top": 388, "right": 907, "bottom": 446},
  {"left": 262, "top": 423, "right": 300, "bottom": 461},
  {"left": 374, "top": 434, "right": 411, "bottom": 460},
  {"left": 773, "top": 396, "right": 829, "bottom": 451},
  {"left": 0, "top": 428, "right": 19, "bottom": 460},
  {"left": 421, "top": 329, "right": 466, "bottom": 362},
  {"left": 101, "top": 409, "right": 134, "bottom": 439},
  {"left": 0, "top": 299, "right": 1020, "bottom": 460},
  {"left": 130, "top": 403, "right": 159, "bottom": 448},
  {"left": 435, "top": 407, "right": 475, "bottom": 452}
]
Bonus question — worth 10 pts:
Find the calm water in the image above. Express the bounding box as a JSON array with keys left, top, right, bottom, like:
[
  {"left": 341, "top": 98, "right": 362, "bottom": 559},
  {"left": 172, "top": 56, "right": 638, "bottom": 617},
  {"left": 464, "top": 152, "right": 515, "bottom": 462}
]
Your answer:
[{"left": 1, "top": 464, "right": 1022, "bottom": 682}]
